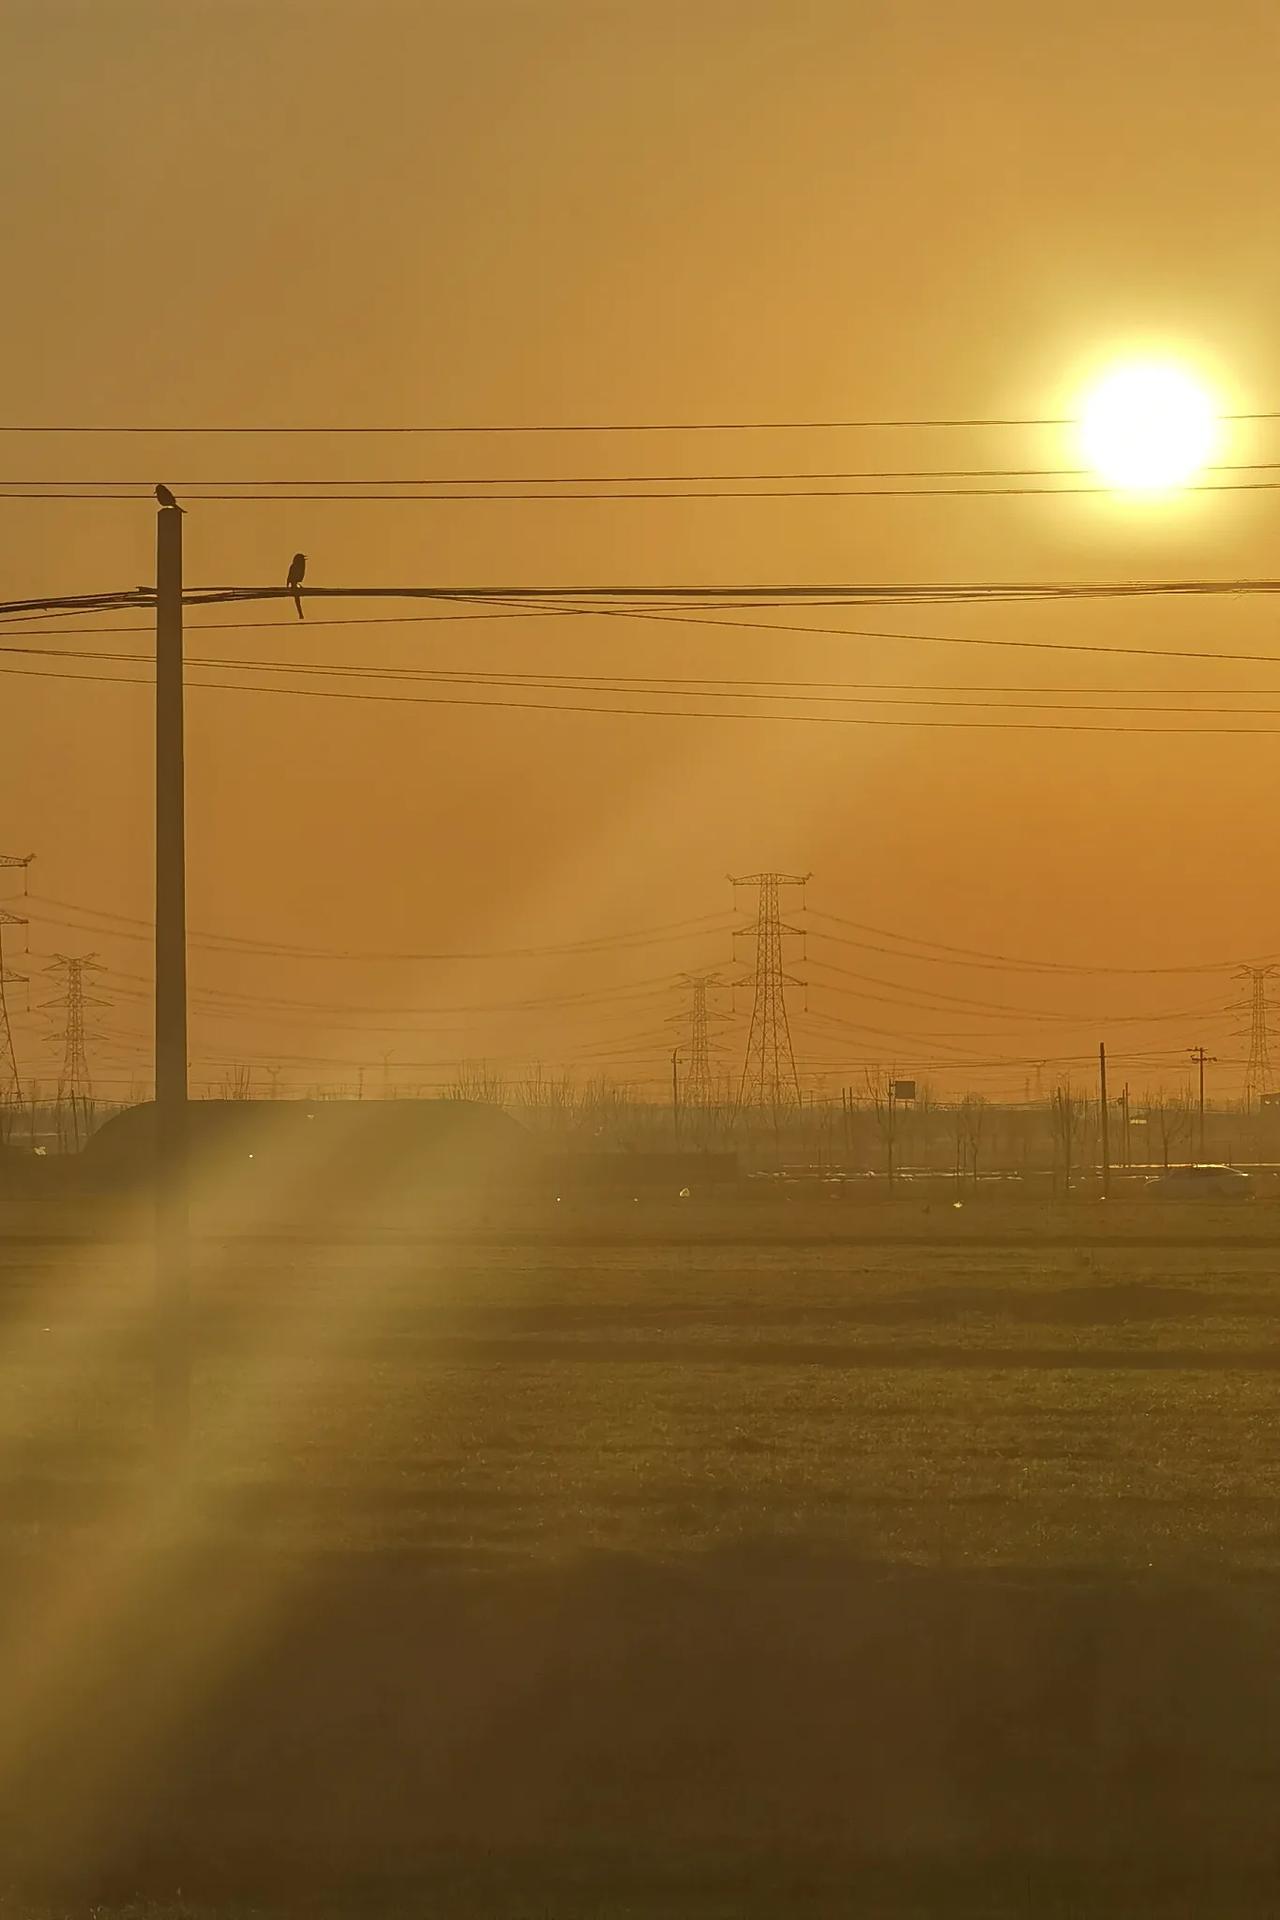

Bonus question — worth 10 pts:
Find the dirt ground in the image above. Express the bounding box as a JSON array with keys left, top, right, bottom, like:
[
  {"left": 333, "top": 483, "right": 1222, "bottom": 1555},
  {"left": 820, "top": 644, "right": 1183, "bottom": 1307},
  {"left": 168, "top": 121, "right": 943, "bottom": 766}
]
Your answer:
[{"left": 2, "top": 1197, "right": 1279, "bottom": 1914}]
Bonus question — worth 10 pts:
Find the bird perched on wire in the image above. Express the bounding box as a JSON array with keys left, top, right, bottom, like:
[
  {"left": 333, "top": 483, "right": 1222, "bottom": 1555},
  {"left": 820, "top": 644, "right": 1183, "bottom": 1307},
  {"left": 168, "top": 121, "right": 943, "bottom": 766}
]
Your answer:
[
  {"left": 287, "top": 552, "right": 306, "bottom": 621},
  {"left": 154, "top": 483, "right": 184, "bottom": 512}
]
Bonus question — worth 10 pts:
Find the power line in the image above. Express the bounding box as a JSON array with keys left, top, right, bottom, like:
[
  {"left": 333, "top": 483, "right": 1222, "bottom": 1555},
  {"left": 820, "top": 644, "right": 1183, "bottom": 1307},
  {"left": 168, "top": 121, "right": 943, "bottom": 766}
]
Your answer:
[
  {"left": 0, "top": 609, "right": 593, "bottom": 637},
  {"left": 11, "top": 480, "right": 1280, "bottom": 501},
  {"left": 579, "top": 601, "right": 1280, "bottom": 669},
  {"left": 805, "top": 954, "right": 1230, "bottom": 1025},
  {"left": 26, "top": 895, "right": 732, "bottom": 962},
  {"left": 16, "top": 580, "right": 1280, "bottom": 621},
  {"left": 1, "top": 410, "right": 1277, "bottom": 434},
  {"left": 12, "top": 463, "right": 1280, "bottom": 486},
  {"left": 17, "top": 642, "right": 1280, "bottom": 717},
  {"left": 16, "top": 606, "right": 1280, "bottom": 675},
  {"left": 809, "top": 909, "right": 1274, "bottom": 977},
  {"left": 13, "top": 657, "right": 1280, "bottom": 734}
]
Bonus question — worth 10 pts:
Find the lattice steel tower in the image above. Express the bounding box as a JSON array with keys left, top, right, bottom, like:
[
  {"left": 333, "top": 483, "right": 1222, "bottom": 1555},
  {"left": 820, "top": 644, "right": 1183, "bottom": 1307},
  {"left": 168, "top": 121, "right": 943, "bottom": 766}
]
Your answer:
[
  {"left": 730, "top": 872, "right": 809, "bottom": 1118},
  {"left": 0, "top": 854, "right": 32, "bottom": 1111},
  {"left": 42, "top": 954, "right": 106, "bottom": 1106},
  {"left": 674, "top": 973, "right": 728, "bottom": 1108},
  {"left": 0, "top": 914, "right": 27, "bottom": 1107},
  {"left": 1238, "top": 964, "right": 1277, "bottom": 1110}
]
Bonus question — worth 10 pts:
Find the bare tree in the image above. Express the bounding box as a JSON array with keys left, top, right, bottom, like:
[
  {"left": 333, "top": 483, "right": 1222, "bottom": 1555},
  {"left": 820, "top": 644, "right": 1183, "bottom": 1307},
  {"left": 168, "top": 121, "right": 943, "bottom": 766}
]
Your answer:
[
  {"left": 911, "top": 1080, "right": 936, "bottom": 1169},
  {"left": 864, "top": 1067, "right": 897, "bottom": 1193},
  {"left": 957, "top": 1094, "right": 988, "bottom": 1190},
  {"left": 1050, "top": 1083, "right": 1085, "bottom": 1196},
  {"left": 1002, "top": 1106, "right": 1034, "bottom": 1179},
  {"left": 1148, "top": 1087, "right": 1193, "bottom": 1169},
  {"left": 449, "top": 1061, "right": 507, "bottom": 1106},
  {"left": 514, "top": 1065, "right": 577, "bottom": 1136}
]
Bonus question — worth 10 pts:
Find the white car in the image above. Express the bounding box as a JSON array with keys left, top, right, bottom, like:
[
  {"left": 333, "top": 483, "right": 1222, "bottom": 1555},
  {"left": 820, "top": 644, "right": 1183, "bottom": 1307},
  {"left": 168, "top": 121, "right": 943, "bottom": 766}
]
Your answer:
[{"left": 1145, "top": 1164, "right": 1253, "bottom": 1200}]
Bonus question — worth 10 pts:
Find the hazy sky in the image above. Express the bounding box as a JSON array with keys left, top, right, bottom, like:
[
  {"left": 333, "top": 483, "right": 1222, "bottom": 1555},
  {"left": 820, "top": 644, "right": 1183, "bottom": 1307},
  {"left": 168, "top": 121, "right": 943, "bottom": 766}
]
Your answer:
[{"left": 4, "top": 0, "right": 1280, "bottom": 1100}]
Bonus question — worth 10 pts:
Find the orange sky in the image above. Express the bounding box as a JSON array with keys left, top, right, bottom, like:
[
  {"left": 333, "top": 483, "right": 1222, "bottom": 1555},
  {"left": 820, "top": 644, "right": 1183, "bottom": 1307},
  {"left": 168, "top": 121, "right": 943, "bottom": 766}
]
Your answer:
[{"left": 4, "top": 0, "right": 1280, "bottom": 1102}]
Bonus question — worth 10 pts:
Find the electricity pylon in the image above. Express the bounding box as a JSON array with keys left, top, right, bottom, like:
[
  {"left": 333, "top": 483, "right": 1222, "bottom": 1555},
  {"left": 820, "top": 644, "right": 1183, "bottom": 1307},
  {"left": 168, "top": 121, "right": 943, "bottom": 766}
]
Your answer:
[
  {"left": 0, "top": 914, "right": 27, "bottom": 1109},
  {"left": 1237, "top": 964, "right": 1277, "bottom": 1110},
  {"left": 41, "top": 954, "right": 107, "bottom": 1108},
  {"left": 671, "top": 973, "right": 729, "bottom": 1109},
  {"left": 730, "top": 872, "right": 809, "bottom": 1119},
  {"left": 0, "top": 855, "right": 32, "bottom": 1116}
]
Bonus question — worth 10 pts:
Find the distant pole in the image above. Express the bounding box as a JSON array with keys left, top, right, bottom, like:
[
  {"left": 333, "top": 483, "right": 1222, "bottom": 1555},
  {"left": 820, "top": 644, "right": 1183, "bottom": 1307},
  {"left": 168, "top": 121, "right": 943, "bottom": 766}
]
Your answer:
[
  {"left": 1121, "top": 1082, "right": 1131, "bottom": 1168},
  {"left": 1098, "top": 1043, "right": 1110, "bottom": 1199},
  {"left": 1190, "top": 1045, "right": 1213, "bottom": 1162},
  {"left": 671, "top": 1048, "right": 680, "bottom": 1146},
  {"left": 155, "top": 504, "right": 189, "bottom": 1452},
  {"left": 886, "top": 1078, "right": 896, "bottom": 1196}
]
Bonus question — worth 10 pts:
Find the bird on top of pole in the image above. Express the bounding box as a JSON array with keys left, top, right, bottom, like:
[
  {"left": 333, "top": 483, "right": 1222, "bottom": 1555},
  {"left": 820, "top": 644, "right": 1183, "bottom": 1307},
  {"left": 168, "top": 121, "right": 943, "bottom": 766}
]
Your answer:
[
  {"left": 287, "top": 552, "right": 306, "bottom": 620},
  {"left": 154, "top": 483, "right": 184, "bottom": 513}
]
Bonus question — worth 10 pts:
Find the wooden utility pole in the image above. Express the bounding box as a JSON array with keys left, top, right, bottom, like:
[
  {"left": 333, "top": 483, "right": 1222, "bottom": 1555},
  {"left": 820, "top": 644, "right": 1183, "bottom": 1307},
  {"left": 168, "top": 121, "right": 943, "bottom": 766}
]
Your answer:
[
  {"left": 671, "top": 1047, "right": 680, "bottom": 1146},
  {"left": 1190, "top": 1045, "right": 1214, "bottom": 1163},
  {"left": 1098, "top": 1043, "right": 1111, "bottom": 1199},
  {"left": 155, "top": 503, "right": 189, "bottom": 1450}
]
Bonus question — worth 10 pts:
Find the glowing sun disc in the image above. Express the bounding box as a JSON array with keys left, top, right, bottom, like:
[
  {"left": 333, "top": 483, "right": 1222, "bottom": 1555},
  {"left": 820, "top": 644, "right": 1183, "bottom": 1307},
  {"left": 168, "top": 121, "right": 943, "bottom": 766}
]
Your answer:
[{"left": 1080, "top": 364, "right": 1217, "bottom": 492}]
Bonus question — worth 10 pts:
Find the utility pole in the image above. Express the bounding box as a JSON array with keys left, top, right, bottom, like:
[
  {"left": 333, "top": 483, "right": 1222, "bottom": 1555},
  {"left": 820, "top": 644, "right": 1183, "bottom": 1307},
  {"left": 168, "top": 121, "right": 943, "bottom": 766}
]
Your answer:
[
  {"left": 1189, "top": 1045, "right": 1215, "bottom": 1163},
  {"left": 1121, "top": 1082, "right": 1131, "bottom": 1169},
  {"left": 731, "top": 871, "right": 808, "bottom": 1134},
  {"left": 155, "top": 501, "right": 189, "bottom": 1452},
  {"left": 1098, "top": 1042, "right": 1110, "bottom": 1199},
  {"left": 671, "top": 1047, "right": 680, "bottom": 1145},
  {"left": 886, "top": 1076, "right": 897, "bottom": 1196}
]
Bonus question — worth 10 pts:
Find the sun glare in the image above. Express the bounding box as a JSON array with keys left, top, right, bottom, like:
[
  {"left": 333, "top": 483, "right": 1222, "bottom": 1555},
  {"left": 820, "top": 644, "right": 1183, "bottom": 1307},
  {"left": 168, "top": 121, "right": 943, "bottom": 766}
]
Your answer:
[{"left": 1080, "top": 363, "right": 1218, "bottom": 492}]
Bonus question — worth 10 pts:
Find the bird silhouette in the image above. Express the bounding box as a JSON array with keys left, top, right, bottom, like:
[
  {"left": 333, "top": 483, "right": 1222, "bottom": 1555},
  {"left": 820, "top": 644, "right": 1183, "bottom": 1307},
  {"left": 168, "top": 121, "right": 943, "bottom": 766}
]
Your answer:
[
  {"left": 154, "top": 483, "right": 184, "bottom": 512},
  {"left": 287, "top": 552, "right": 306, "bottom": 620}
]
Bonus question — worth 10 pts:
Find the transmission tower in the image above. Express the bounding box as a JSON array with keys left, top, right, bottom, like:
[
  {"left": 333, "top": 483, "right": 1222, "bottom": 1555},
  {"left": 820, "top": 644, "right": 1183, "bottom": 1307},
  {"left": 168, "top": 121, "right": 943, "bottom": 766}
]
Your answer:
[
  {"left": 0, "top": 854, "right": 33, "bottom": 1114},
  {"left": 41, "top": 954, "right": 107, "bottom": 1110},
  {"left": 671, "top": 973, "right": 729, "bottom": 1109},
  {"left": 0, "top": 914, "right": 28, "bottom": 1109},
  {"left": 1236, "top": 964, "right": 1278, "bottom": 1110},
  {"left": 730, "top": 872, "right": 809, "bottom": 1118}
]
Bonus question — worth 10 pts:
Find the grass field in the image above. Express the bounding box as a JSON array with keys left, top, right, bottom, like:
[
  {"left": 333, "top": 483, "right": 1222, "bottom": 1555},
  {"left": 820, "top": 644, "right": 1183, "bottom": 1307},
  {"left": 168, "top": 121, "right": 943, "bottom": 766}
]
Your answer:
[{"left": 3, "top": 1196, "right": 1280, "bottom": 1913}]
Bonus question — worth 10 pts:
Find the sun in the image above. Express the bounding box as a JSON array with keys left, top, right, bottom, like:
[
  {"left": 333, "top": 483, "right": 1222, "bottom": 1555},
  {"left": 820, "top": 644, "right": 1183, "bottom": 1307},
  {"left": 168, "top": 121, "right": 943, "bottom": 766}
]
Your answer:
[{"left": 1080, "top": 363, "right": 1218, "bottom": 492}]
